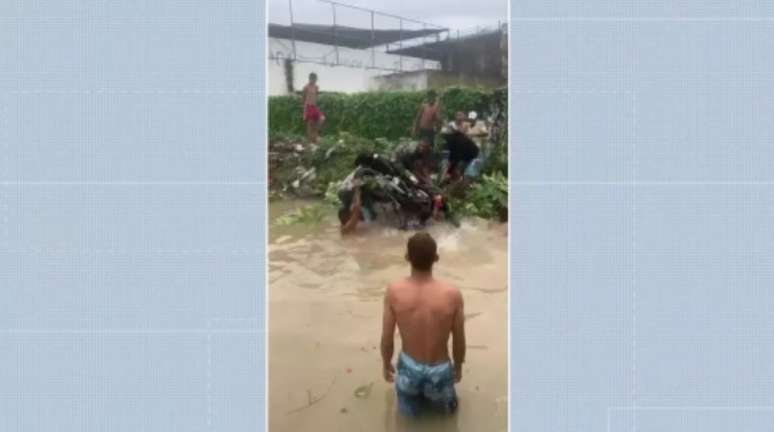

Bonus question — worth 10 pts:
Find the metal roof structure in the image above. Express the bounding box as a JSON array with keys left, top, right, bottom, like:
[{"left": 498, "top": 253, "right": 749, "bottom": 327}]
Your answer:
[
  {"left": 268, "top": 23, "right": 446, "bottom": 50},
  {"left": 386, "top": 29, "right": 502, "bottom": 61}
]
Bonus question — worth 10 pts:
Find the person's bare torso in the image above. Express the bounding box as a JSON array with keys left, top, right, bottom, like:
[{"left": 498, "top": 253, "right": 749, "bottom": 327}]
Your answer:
[
  {"left": 303, "top": 84, "right": 318, "bottom": 105},
  {"left": 418, "top": 103, "right": 440, "bottom": 130},
  {"left": 388, "top": 276, "right": 458, "bottom": 364}
]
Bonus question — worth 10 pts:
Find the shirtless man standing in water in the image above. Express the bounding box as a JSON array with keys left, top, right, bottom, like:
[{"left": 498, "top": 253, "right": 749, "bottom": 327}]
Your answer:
[{"left": 381, "top": 232, "right": 466, "bottom": 417}]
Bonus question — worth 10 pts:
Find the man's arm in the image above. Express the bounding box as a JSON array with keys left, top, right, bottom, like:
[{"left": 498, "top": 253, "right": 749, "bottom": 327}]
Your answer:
[
  {"left": 380, "top": 287, "right": 397, "bottom": 382},
  {"left": 340, "top": 188, "right": 362, "bottom": 235},
  {"left": 340, "top": 207, "right": 360, "bottom": 235},
  {"left": 451, "top": 290, "right": 466, "bottom": 382}
]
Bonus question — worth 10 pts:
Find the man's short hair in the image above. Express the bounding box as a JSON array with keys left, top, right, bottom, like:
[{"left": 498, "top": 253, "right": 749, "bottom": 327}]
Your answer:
[
  {"left": 406, "top": 232, "right": 438, "bottom": 271},
  {"left": 426, "top": 90, "right": 437, "bottom": 101},
  {"left": 309, "top": 72, "right": 318, "bottom": 80}
]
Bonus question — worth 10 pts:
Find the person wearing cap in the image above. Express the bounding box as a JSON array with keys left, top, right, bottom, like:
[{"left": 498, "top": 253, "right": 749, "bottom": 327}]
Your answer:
[{"left": 448, "top": 111, "right": 471, "bottom": 134}]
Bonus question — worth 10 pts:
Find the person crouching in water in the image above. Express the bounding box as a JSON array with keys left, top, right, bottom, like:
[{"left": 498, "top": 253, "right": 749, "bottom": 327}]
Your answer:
[
  {"left": 339, "top": 186, "right": 366, "bottom": 235},
  {"left": 381, "top": 232, "right": 466, "bottom": 417},
  {"left": 338, "top": 184, "right": 439, "bottom": 233}
]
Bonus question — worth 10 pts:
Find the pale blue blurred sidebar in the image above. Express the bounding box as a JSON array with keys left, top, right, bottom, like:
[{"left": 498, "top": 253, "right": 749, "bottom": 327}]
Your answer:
[
  {"left": 511, "top": 1, "right": 774, "bottom": 431},
  {"left": 1, "top": 1, "right": 264, "bottom": 431}
]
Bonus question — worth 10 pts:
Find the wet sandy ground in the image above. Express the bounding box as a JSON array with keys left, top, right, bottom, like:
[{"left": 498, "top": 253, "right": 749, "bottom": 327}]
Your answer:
[{"left": 269, "top": 202, "right": 508, "bottom": 432}]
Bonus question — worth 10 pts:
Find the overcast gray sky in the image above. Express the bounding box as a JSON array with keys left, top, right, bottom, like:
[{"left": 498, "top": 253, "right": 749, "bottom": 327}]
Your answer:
[{"left": 269, "top": 0, "right": 507, "bottom": 32}]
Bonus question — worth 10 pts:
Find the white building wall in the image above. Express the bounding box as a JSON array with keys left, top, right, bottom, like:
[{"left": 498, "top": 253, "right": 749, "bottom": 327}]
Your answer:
[
  {"left": 268, "top": 38, "right": 439, "bottom": 95},
  {"left": 370, "top": 70, "right": 429, "bottom": 91}
]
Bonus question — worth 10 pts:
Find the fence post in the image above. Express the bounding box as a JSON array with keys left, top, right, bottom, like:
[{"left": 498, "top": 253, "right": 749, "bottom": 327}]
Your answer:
[
  {"left": 332, "top": 3, "right": 339, "bottom": 65},
  {"left": 399, "top": 18, "right": 403, "bottom": 71},
  {"left": 371, "top": 11, "right": 376, "bottom": 68},
  {"left": 288, "top": 0, "right": 297, "bottom": 60}
]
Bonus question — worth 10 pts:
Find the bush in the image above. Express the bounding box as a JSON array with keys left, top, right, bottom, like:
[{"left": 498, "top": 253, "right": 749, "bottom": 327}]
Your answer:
[
  {"left": 448, "top": 172, "right": 508, "bottom": 220},
  {"left": 269, "top": 87, "right": 507, "bottom": 140}
]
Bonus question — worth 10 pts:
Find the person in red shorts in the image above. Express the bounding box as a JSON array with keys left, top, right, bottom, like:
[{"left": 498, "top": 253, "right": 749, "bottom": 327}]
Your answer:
[{"left": 301, "top": 72, "right": 325, "bottom": 143}]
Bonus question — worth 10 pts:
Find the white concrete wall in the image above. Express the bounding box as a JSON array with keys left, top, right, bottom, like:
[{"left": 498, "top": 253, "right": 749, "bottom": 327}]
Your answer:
[
  {"left": 370, "top": 70, "right": 429, "bottom": 91},
  {"left": 268, "top": 38, "right": 439, "bottom": 95}
]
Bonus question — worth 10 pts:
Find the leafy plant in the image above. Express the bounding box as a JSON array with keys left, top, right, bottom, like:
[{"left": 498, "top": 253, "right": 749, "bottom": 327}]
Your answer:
[
  {"left": 324, "top": 181, "right": 343, "bottom": 207},
  {"left": 269, "top": 87, "right": 506, "bottom": 140},
  {"left": 448, "top": 172, "right": 507, "bottom": 220}
]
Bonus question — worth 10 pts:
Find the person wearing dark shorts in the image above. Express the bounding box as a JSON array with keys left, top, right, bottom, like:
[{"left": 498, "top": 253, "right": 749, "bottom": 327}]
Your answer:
[
  {"left": 442, "top": 130, "right": 480, "bottom": 183},
  {"left": 417, "top": 127, "right": 436, "bottom": 148}
]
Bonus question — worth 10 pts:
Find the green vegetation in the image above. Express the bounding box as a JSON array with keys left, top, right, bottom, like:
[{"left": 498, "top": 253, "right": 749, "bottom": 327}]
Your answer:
[
  {"left": 269, "top": 87, "right": 508, "bottom": 226},
  {"left": 448, "top": 172, "right": 508, "bottom": 220},
  {"left": 269, "top": 87, "right": 507, "bottom": 140},
  {"left": 269, "top": 132, "right": 410, "bottom": 197}
]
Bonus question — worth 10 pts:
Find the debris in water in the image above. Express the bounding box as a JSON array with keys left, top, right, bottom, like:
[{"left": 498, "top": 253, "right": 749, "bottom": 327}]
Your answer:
[
  {"left": 286, "top": 376, "right": 337, "bottom": 415},
  {"left": 353, "top": 382, "right": 374, "bottom": 399},
  {"left": 340, "top": 407, "right": 348, "bottom": 414},
  {"left": 465, "top": 312, "right": 483, "bottom": 320},
  {"left": 346, "top": 368, "right": 352, "bottom": 374}
]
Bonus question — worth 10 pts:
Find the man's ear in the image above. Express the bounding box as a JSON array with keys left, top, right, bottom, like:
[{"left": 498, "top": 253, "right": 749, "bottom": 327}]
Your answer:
[
  {"left": 434, "top": 254, "right": 439, "bottom": 263},
  {"left": 405, "top": 253, "right": 410, "bottom": 262}
]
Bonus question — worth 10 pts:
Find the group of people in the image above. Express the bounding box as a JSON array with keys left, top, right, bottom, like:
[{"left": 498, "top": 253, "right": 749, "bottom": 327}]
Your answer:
[
  {"left": 301, "top": 74, "right": 488, "bottom": 187},
  {"left": 405, "top": 90, "right": 488, "bottom": 185},
  {"left": 334, "top": 90, "right": 490, "bottom": 235},
  {"left": 302, "top": 74, "right": 471, "bottom": 419}
]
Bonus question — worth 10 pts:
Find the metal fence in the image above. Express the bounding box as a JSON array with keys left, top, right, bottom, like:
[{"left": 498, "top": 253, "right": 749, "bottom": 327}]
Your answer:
[{"left": 269, "top": 0, "right": 506, "bottom": 73}]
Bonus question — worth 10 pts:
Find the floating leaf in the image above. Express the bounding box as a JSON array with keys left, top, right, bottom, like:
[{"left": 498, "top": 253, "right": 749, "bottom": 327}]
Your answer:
[{"left": 353, "top": 382, "right": 374, "bottom": 399}]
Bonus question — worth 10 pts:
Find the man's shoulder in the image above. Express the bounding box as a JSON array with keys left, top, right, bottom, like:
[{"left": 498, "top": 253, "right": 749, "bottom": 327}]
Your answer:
[
  {"left": 436, "top": 281, "right": 462, "bottom": 300},
  {"left": 386, "top": 279, "right": 402, "bottom": 293},
  {"left": 385, "top": 279, "right": 410, "bottom": 302},
  {"left": 387, "top": 277, "right": 411, "bottom": 290}
]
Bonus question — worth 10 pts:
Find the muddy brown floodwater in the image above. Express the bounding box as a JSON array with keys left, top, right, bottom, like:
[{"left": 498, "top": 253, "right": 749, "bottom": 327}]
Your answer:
[{"left": 269, "top": 201, "right": 508, "bottom": 432}]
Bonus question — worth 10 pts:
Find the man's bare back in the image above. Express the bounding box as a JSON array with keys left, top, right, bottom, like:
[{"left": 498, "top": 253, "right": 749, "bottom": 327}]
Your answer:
[
  {"left": 387, "top": 276, "right": 462, "bottom": 364},
  {"left": 381, "top": 233, "right": 465, "bottom": 417}
]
